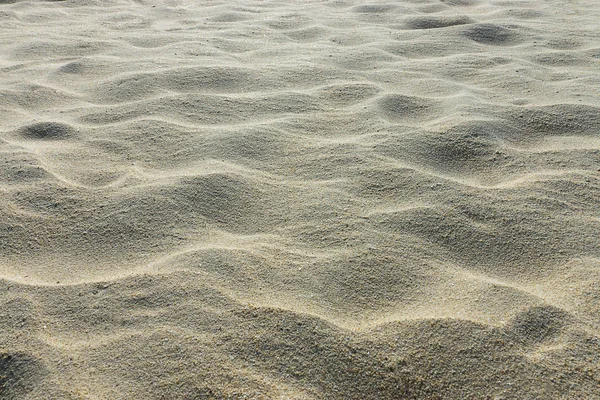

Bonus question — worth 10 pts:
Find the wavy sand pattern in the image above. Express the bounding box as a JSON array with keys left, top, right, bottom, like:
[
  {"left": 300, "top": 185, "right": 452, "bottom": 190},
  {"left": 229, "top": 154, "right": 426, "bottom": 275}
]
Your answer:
[{"left": 1, "top": 0, "right": 600, "bottom": 398}]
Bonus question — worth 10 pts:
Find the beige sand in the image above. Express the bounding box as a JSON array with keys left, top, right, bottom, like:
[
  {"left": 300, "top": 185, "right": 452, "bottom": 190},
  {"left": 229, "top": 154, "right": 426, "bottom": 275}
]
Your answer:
[{"left": 1, "top": 0, "right": 600, "bottom": 398}]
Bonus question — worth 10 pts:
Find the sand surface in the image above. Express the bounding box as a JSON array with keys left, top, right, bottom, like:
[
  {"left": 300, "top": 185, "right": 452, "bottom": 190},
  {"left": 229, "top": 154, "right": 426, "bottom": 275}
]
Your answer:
[{"left": 1, "top": 0, "right": 600, "bottom": 398}]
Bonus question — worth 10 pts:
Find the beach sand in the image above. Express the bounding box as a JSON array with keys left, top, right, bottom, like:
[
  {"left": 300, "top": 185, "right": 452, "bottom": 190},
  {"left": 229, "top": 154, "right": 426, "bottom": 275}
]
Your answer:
[{"left": 1, "top": 0, "right": 599, "bottom": 398}]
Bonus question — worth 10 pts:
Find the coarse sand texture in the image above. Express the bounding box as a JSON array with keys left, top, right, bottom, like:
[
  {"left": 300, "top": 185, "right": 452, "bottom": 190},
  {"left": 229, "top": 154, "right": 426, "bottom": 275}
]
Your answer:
[{"left": 1, "top": 0, "right": 600, "bottom": 398}]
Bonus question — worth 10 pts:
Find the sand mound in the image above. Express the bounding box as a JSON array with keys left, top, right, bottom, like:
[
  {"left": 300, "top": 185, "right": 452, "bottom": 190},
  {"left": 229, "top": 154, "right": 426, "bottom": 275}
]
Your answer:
[{"left": 1, "top": 0, "right": 599, "bottom": 398}]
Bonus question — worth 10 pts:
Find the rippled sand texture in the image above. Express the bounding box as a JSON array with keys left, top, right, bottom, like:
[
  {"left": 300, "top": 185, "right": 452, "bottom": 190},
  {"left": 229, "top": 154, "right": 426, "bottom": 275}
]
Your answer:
[{"left": 1, "top": 0, "right": 600, "bottom": 398}]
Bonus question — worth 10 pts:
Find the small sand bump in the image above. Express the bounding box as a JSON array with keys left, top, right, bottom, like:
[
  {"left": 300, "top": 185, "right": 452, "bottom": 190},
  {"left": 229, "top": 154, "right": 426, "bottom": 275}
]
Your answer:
[
  {"left": 506, "top": 305, "right": 571, "bottom": 344},
  {"left": 439, "top": 0, "right": 480, "bottom": 6},
  {"left": 284, "top": 26, "right": 330, "bottom": 42},
  {"left": 501, "top": 104, "right": 600, "bottom": 143},
  {"left": 352, "top": 4, "right": 396, "bottom": 13},
  {"left": 502, "top": 8, "right": 545, "bottom": 19},
  {"left": 58, "top": 61, "right": 87, "bottom": 74},
  {"left": 377, "top": 94, "right": 438, "bottom": 122},
  {"left": 0, "top": 353, "right": 46, "bottom": 399},
  {"left": 463, "top": 23, "right": 523, "bottom": 46},
  {"left": 169, "top": 173, "right": 255, "bottom": 226},
  {"left": 404, "top": 16, "right": 475, "bottom": 30},
  {"left": 544, "top": 38, "right": 583, "bottom": 50},
  {"left": 383, "top": 39, "right": 473, "bottom": 58},
  {"left": 209, "top": 12, "right": 252, "bottom": 23},
  {"left": 318, "top": 83, "right": 381, "bottom": 105},
  {"left": 17, "top": 122, "right": 75, "bottom": 140},
  {"left": 13, "top": 40, "right": 112, "bottom": 60},
  {"left": 402, "top": 132, "right": 497, "bottom": 174}
]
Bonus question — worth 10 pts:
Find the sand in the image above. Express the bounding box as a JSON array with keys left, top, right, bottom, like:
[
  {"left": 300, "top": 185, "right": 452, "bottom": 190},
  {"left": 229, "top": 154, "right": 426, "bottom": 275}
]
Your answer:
[{"left": 0, "top": 0, "right": 599, "bottom": 398}]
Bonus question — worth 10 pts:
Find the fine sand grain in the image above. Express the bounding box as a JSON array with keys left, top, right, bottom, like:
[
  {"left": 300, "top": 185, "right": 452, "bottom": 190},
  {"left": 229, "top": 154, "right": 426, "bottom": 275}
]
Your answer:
[{"left": 1, "top": 0, "right": 600, "bottom": 398}]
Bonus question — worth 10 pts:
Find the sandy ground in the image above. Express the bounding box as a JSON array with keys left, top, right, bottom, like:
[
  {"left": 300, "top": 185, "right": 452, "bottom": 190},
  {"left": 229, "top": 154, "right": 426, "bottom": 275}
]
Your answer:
[{"left": 1, "top": 0, "right": 600, "bottom": 398}]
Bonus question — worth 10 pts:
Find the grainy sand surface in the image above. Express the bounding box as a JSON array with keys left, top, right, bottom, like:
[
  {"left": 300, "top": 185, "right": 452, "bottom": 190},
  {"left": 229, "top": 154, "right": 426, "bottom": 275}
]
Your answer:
[{"left": 1, "top": 0, "right": 600, "bottom": 398}]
